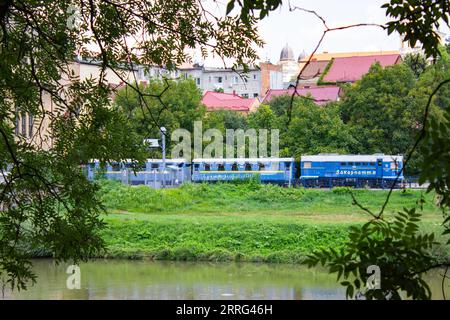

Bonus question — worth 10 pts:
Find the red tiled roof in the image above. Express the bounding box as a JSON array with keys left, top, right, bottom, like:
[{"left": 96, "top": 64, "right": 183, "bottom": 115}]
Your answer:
[
  {"left": 201, "top": 91, "right": 257, "bottom": 111},
  {"left": 322, "top": 54, "right": 401, "bottom": 83},
  {"left": 262, "top": 86, "right": 341, "bottom": 105}
]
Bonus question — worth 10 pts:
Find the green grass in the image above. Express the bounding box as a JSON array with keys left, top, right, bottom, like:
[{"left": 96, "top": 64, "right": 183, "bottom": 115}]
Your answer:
[
  {"left": 94, "top": 180, "right": 448, "bottom": 263},
  {"left": 98, "top": 180, "right": 441, "bottom": 217}
]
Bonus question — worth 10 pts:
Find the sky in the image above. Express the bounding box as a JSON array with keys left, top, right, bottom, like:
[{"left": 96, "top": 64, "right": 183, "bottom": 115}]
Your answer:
[{"left": 199, "top": 0, "right": 450, "bottom": 67}]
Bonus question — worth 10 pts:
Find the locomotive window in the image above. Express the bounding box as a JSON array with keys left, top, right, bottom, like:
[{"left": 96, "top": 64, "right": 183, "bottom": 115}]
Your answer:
[
  {"left": 111, "top": 163, "right": 121, "bottom": 171},
  {"left": 245, "top": 163, "right": 252, "bottom": 171},
  {"left": 303, "top": 162, "right": 312, "bottom": 169},
  {"left": 231, "top": 163, "right": 238, "bottom": 171},
  {"left": 340, "top": 162, "right": 346, "bottom": 166},
  {"left": 377, "top": 160, "right": 382, "bottom": 166},
  {"left": 258, "top": 163, "right": 265, "bottom": 171},
  {"left": 204, "top": 164, "right": 211, "bottom": 171},
  {"left": 218, "top": 164, "right": 225, "bottom": 171}
]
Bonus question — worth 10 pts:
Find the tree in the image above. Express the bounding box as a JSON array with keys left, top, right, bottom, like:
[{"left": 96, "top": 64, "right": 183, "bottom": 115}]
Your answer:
[
  {"left": 283, "top": 100, "right": 356, "bottom": 158},
  {"left": 404, "top": 53, "right": 428, "bottom": 78},
  {"left": 340, "top": 63, "right": 422, "bottom": 160},
  {"left": 114, "top": 78, "right": 205, "bottom": 157},
  {"left": 247, "top": 104, "right": 280, "bottom": 130},
  {"left": 203, "top": 109, "right": 249, "bottom": 133},
  {"left": 0, "top": 0, "right": 266, "bottom": 290}
]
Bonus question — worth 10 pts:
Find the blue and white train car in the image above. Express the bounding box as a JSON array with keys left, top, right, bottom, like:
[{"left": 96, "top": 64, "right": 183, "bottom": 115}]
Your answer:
[
  {"left": 191, "top": 158, "right": 295, "bottom": 185},
  {"left": 87, "top": 159, "right": 190, "bottom": 187},
  {"left": 300, "top": 154, "right": 404, "bottom": 188}
]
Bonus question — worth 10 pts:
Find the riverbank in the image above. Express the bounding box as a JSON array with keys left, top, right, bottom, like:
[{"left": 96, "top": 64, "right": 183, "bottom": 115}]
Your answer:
[{"left": 92, "top": 180, "right": 449, "bottom": 263}]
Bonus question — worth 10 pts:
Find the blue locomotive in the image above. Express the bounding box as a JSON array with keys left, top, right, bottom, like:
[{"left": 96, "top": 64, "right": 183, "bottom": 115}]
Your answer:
[
  {"left": 191, "top": 157, "right": 295, "bottom": 185},
  {"left": 86, "top": 154, "right": 404, "bottom": 188},
  {"left": 300, "top": 154, "right": 404, "bottom": 188}
]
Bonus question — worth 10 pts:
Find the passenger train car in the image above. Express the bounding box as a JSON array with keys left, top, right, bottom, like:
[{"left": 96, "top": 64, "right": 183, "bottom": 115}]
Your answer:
[
  {"left": 87, "top": 159, "right": 191, "bottom": 187},
  {"left": 86, "top": 154, "right": 404, "bottom": 188},
  {"left": 300, "top": 154, "right": 404, "bottom": 188},
  {"left": 191, "top": 158, "right": 295, "bottom": 185}
]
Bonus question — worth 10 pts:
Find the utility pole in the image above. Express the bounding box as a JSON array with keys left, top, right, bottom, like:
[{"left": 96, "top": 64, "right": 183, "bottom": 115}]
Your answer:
[{"left": 161, "top": 127, "right": 166, "bottom": 188}]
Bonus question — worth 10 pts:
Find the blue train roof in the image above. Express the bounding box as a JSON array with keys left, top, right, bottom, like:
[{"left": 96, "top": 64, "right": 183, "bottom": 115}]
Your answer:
[{"left": 192, "top": 158, "right": 295, "bottom": 163}]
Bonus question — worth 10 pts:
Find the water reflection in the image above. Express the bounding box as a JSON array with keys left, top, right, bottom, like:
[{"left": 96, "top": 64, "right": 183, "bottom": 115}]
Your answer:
[{"left": 2, "top": 259, "right": 448, "bottom": 300}]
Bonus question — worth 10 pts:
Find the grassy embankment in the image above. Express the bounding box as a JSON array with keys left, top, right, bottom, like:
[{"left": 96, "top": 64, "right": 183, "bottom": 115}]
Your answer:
[{"left": 96, "top": 180, "right": 449, "bottom": 263}]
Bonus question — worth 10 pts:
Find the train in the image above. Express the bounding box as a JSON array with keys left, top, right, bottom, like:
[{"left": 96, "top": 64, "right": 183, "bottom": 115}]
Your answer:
[{"left": 86, "top": 154, "right": 404, "bottom": 189}]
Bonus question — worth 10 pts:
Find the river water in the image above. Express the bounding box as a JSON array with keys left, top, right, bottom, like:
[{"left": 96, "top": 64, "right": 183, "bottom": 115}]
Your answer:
[{"left": 2, "top": 259, "right": 448, "bottom": 300}]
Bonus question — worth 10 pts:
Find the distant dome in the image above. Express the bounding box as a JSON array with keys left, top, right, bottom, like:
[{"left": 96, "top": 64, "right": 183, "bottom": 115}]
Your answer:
[
  {"left": 280, "top": 44, "right": 294, "bottom": 61},
  {"left": 297, "top": 50, "right": 307, "bottom": 62}
]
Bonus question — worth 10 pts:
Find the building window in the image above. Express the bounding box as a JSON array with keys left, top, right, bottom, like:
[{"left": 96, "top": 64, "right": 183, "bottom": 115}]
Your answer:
[
  {"left": 28, "top": 114, "right": 33, "bottom": 137},
  {"left": 215, "top": 76, "right": 223, "bottom": 83},
  {"left": 242, "top": 93, "right": 249, "bottom": 98},
  {"left": 14, "top": 110, "right": 19, "bottom": 135},
  {"left": 253, "top": 93, "right": 258, "bottom": 98},
  {"left": 232, "top": 76, "right": 238, "bottom": 84},
  {"left": 21, "top": 113, "right": 26, "bottom": 136},
  {"left": 253, "top": 74, "right": 257, "bottom": 80},
  {"left": 196, "top": 78, "right": 201, "bottom": 85}
]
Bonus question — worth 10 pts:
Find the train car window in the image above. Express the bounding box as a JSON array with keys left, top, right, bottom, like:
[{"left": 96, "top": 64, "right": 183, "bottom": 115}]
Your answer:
[
  {"left": 285, "top": 162, "right": 291, "bottom": 169},
  {"left": 194, "top": 164, "right": 199, "bottom": 171},
  {"left": 340, "top": 162, "right": 346, "bottom": 166},
  {"left": 377, "top": 160, "right": 382, "bottom": 166},
  {"left": 258, "top": 163, "right": 265, "bottom": 171},
  {"left": 204, "top": 164, "right": 211, "bottom": 171},
  {"left": 355, "top": 162, "right": 361, "bottom": 166},
  {"left": 245, "top": 163, "right": 252, "bottom": 171},
  {"left": 151, "top": 163, "right": 159, "bottom": 169},
  {"left": 178, "top": 163, "right": 184, "bottom": 168},
  {"left": 231, "top": 163, "right": 238, "bottom": 171},
  {"left": 218, "top": 164, "right": 225, "bottom": 171},
  {"left": 348, "top": 162, "right": 354, "bottom": 166},
  {"left": 271, "top": 162, "right": 279, "bottom": 171},
  {"left": 390, "top": 162, "right": 398, "bottom": 170},
  {"left": 111, "top": 163, "right": 121, "bottom": 171},
  {"left": 362, "top": 162, "right": 368, "bottom": 166},
  {"left": 303, "top": 162, "right": 311, "bottom": 169},
  {"left": 370, "top": 162, "right": 375, "bottom": 166}
]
